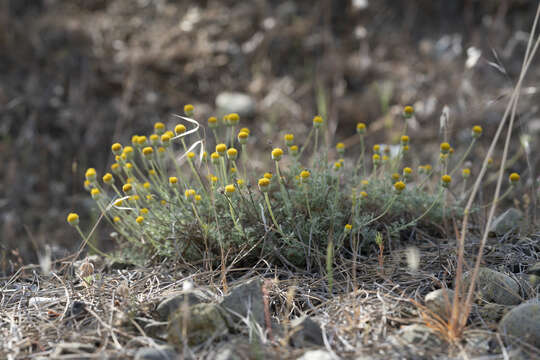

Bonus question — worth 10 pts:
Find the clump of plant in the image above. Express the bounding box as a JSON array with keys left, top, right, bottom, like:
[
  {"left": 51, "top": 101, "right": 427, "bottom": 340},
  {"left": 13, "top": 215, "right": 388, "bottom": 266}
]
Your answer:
[{"left": 67, "top": 105, "right": 521, "bottom": 276}]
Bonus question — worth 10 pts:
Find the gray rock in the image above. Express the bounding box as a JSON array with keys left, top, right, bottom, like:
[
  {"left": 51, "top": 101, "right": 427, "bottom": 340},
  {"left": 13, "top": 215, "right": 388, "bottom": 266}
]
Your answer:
[
  {"left": 290, "top": 316, "right": 324, "bottom": 347},
  {"left": 424, "top": 289, "right": 455, "bottom": 321},
  {"left": 134, "top": 346, "right": 177, "bottom": 360},
  {"left": 499, "top": 303, "right": 540, "bottom": 348},
  {"left": 221, "top": 278, "right": 265, "bottom": 327},
  {"left": 297, "top": 350, "right": 335, "bottom": 360},
  {"left": 216, "top": 92, "right": 255, "bottom": 117},
  {"left": 168, "top": 303, "right": 229, "bottom": 346},
  {"left": 395, "top": 324, "right": 442, "bottom": 347},
  {"left": 463, "top": 267, "right": 522, "bottom": 305},
  {"left": 156, "top": 290, "right": 207, "bottom": 321},
  {"left": 489, "top": 208, "right": 523, "bottom": 236}
]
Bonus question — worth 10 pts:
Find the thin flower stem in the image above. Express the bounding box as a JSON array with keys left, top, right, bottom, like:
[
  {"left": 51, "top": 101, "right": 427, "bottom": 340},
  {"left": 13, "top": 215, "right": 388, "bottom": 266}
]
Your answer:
[{"left": 264, "top": 192, "right": 285, "bottom": 237}]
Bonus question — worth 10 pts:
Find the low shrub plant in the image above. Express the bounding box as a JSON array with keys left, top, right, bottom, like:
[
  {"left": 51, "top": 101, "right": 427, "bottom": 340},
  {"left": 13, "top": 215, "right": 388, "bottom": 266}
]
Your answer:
[{"left": 67, "top": 105, "right": 521, "bottom": 276}]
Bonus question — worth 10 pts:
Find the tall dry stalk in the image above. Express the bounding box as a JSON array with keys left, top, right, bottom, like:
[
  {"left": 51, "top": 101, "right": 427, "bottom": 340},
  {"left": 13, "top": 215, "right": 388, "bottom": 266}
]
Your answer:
[{"left": 449, "top": 3, "right": 540, "bottom": 338}]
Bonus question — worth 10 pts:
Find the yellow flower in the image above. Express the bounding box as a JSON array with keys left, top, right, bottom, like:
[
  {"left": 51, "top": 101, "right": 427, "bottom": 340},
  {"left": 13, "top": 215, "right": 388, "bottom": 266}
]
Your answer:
[
  {"left": 424, "top": 164, "right": 432, "bottom": 172},
  {"left": 211, "top": 176, "right": 218, "bottom": 183},
  {"left": 124, "top": 163, "right": 133, "bottom": 172},
  {"left": 84, "top": 180, "right": 92, "bottom": 191},
  {"left": 333, "top": 161, "right": 342, "bottom": 171},
  {"left": 462, "top": 168, "right": 471, "bottom": 178},
  {"left": 509, "top": 172, "right": 520, "bottom": 184},
  {"left": 149, "top": 134, "right": 160, "bottom": 145},
  {"left": 111, "top": 163, "right": 121, "bottom": 174},
  {"left": 401, "top": 135, "right": 409, "bottom": 145},
  {"left": 300, "top": 170, "right": 310, "bottom": 180},
  {"left": 440, "top": 142, "right": 451, "bottom": 154},
  {"left": 185, "top": 189, "right": 196, "bottom": 199},
  {"left": 111, "top": 143, "right": 123, "bottom": 155},
  {"left": 149, "top": 169, "right": 157, "bottom": 176},
  {"left": 154, "top": 122, "right": 165, "bottom": 134},
  {"left": 441, "top": 174, "right": 452, "bottom": 188},
  {"left": 135, "top": 216, "right": 144, "bottom": 225},
  {"left": 391, "top": 173, "right": 400, "bottom": 181},
  {"left": 160, "top": 200, "right": 167, "bottom": 206},
  {"left": 373, "top": 144, "right": 380, "bottom": 153},
  {"left": 240, "top": 127, "right": 250, "bottom": 134},
  {"left": 271, "top": 147, "right": 283, "bottom": 161},
  {"left": 184, "top": 104, "right": 194, "bottom": 116},
  {"left": 67, "top": 212, "right": 79, "bottom": 226},
  {"left": 102, "top": 173, "right": 114, "bottom": 185},
  {"left": 487, "top": 158, "right": 494, "bottom": 168},
  {"left": 289, "top": 145, "right": 299, "bottom": 156},
  {"left": 313, "top": 115, "right": 324, "bottom": 128},
  {"left": 227, "top": 148, "right": 238, "bottom": 160},
  {"left": 394, "top": 181, "right": 406, "bottom": 194},
  {"left": 258, "top": 177, "right": 271, "bottom": 192},
  {"left": 344, "top": 224, "right": 352, "bottom": 232},
  {"left": 264, "top": 172, "right": 273, "bottom": 180},
  {"left": 227, "top": 113, "right": 240, "bottom": 125},
  {"left": 230, "top": 167, "right": 237, "bottom": 174},
  {"left": 113, "top": 216, "right": 121, "bottom": 223},
  {"left": 129, "top": 195, "right": 140, "bottom": 202},
  {"left": 123, "top": 146, "right": 134, "bottom": 158},
  {"left": 336, "top": 142, "right": 345, "bottom": 155},
  {"left": 195, "top": 195, "right": 202, "bottom": 202},
  {"left": 85, "top": 168, "right": 97, "bottom": 181},
  {"left": 361, "top": 180, "right": 369, "bottom": 187},
  {"left": 131, "top": 135, "right": 139, "bottom": 146},
  {"left": 382, "top": 155, "right": 389, "bottom": 162},
  {"left": 238, "top": 131, "right": 249, "bottom": 144},
  {"left": 216, "top": 143, "right": 227, "bottom": 155},
  {"left": 146, "top": 194, "right": 154, "bottom": 201},
  {"left": 225, "top": 184, "right": 236, "bottom": 194},
  {"left": 169, "top": 176, "right": 178, "bottom": 185},
  {"left": 137, "top": 136, "right": 147, "bottom": 147},
  {"left": 284, "top": 133, "right": 294, "bottom": 146},
  {"left": 403, "top": 105, "right": 414, "bottom": 118},
  {"left": 114, "top": 199, "right": 123, "bottom": 207},
  {"left": 403, "top": 167, "right": 412, "bottom": 175},
  {"left": 140, "top": 208, "right": 149, "bottom": 215},
  {"left": 187, "top": 151, "right": 195, "bottom": 160},
  {"left": 208, "top": 116, "right": 218, "bottom": 128},
  {"left": 122, "top": 183, "right": 133, "bottom": 194},
  {"left": 158, "top": 147, "right": 166, "bottom": 156},
  {"left": 360, "top": 191, "right": 368, "bottom": 198},
  {"left": 237, "top": 179, "right": 244, "bottom": 186},
  {"left": 402, "top": 145, "right": 410, "bottom": 152},
  {"left": 356, "top": 122, "right": 366, "bottom": 134},
  {"left": 175, "top": 124, "right": 186, "bottom": 135},
  {"left": 472, "top": 125, "right": 482, "bottom": 138},
  {"left": 161, "top": 133, "right": 171, "bottom": 147},
  {"left": 142, "top": 146, "right": 154, "bottom": 157},
  {"left": 372, "top": 154, "right": 381, "bottom": 165},
  {"left": 143, "top": 182, "right": 150, "bottom": 189}
]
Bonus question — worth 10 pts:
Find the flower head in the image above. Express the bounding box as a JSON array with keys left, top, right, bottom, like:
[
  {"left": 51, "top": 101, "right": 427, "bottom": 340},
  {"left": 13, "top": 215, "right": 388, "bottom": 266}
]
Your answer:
[
  {"left": 401, "top": 135, "right": 409, "bottom": 145},
  {"left": 211, "top": 152, "right": 220, "bottom": 164},
  {"left": 111, "top": 143, "right": 123, "bottom": 155},
  {"left": 208, "top": 116, "right": 218, "bottom": 128},
  {"left": 472, "top": 125, "right": 482, "bottom": 139},
  {"left": 509, "top": 172, "right": 520, "bottom": 184},
  {"left": 142, "top": 146, "right": 154, "bottom": 158},
  {"left": 372, "top": 153, "right": 381, "bottom": 165},
  {"left": 356, "top": 122, "right": 366, "bottom": 134},
  {"left": 441, "top": 174, "right": 452, "bottom": 188},
  {"left": 135, "top": 216, "right": 144, "bottom": 225},
  {"left": 122, "top": 183, "right": 133, "bottom": 194},
  {"left": 394, "top": 181, "right": 406, "bottom": 194},
  {"left": 284, "top": 133, "right": 294, "bottom": 146},
  {"left": 290, "top": 145, "right": 299, "bottom": 156},
  {"left": 258, "top": 177, "right": 271, "bottom": 192},
  {"left": 102, "top": 173, "right": 114, "bottom": 185},
  {"left": 227, "top": 113, "right": 240, "bottom": 126},
  {"left": 264, "top": 172, "right": 273, "bottom": 180},
  {"left": 360, "top": 191, "right": 368, "bottom": 198},
  {"left": 169, "top": 176, "right": 178, "bottom": 185},
  {"left": 184, "top": 104, "right": 194, "bottom": 116},
  {"left": 344, "top": 224, "right": 352, "bottom": 233},
  {"left": 216, "top": 143, "right": 227, "bottom": 155},
  {"left": 225, "top": 184, "right": 236, "bottom": 194},
  {"left": 336, "top": 142, "right": 345, "bottom": 155},
  {"left": 67, "top": 213, "right": 79, "bottom": 226},
  {"left": 227, "top": 148, "right": 238, "bottom": 160},
  {"left": 313, "top": 115, "right": 324, "bottom": 128},
  {"left": 175, "top": 124, "right": 187, "bottom": 136},
  {"left": 185, "top": 189, "right": 196, "bottom": 199},
  {"left": 440, "top": 142, "right": 451, "bottom": 154},
  {"left": 403, "top": 105, "right": 414, "bottom": 118},
  {"left": 271, "top": 147, "right": 284, "bottom": 161},
  {"left": 300, "top": 170, "right": 310, "bottom": 181},
  {"left": 154, "top": 122, "right": 165, "bottom": 134},
  {"left": 462, "top": 168, "right": 471, "bottom": 178},
  {"left": 238, "top": 131, "right": 249, "bottom": 144},
  {"left": 85, "top": 168, "right": 97, "bottom": 182},
  {"left": 137, "top": 136, "right": 147, "bottom": 147},
  {"left": 161, "top": 133, "right": 171, "bottom": 147}
]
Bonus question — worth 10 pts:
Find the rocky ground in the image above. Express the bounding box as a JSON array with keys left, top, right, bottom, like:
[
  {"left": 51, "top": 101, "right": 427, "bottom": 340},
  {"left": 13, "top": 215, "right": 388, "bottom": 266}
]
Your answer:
[{"left": 1, "top": 209, "right": 539, "bottom": 359}]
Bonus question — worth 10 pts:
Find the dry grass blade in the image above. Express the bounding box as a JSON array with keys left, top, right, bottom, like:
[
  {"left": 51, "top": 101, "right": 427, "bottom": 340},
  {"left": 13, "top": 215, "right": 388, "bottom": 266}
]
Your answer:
[{"left": 450, "top": 3, "right": 540, "bottom": 338}]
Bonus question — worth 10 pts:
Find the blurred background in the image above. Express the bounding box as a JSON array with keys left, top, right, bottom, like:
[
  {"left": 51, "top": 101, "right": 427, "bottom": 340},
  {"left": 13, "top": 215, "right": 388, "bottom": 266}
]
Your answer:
[{"left": 1, "top": 0, "right": 539, "bottom": 272}]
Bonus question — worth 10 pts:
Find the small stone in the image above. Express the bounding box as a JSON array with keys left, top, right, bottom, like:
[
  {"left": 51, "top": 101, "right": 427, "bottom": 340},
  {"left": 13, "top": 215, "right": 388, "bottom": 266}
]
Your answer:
[
  {"left": 216, "top": 92, "right": 255, "bottom": 117},
  {"left": 424, "top": 289, "right": 455, "bottom": 321},
  {"left": 396, "top": 324, "right": 442, "bottom": 347},
  {"left": 168, "top": 303, "right": 229, "bottom": 346},
  {"left": 498, "top": 303, "right": 540, "bottom": 348},
  {"left": 221, "top": 278, "right": 265, "bottom": 327},
  {"left": 463, "top": 267, "right": 521, "bottom": 305},
  {"left": 489, "top": 208, "right": 523, "bottom": 236},
  {"left": 156, "top": 290, "right": 208, "bottom": 321},
  {"left": 478, "top": 303, "right": 513, "bottom": 322},
  {"left": 297, "top": 350, "right": 334, "bottom": 360},
  {"left": 134, "top": 346, "right": 177, "bottom": 360},
  {"left": 290, "top": 316, "right": 324, "bottom": 347}
]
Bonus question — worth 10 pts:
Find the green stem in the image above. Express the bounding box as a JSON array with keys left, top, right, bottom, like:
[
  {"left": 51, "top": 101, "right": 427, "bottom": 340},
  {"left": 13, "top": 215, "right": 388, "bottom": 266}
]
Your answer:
[
  {"left": 75, "top": 226, "right": 109, "bottom": 258},
  {"left": 449, "top": 139, "right": 476, "bottom": 177},
  {"left": 264, "top": 192, "right": 285, "bottom": 237}
]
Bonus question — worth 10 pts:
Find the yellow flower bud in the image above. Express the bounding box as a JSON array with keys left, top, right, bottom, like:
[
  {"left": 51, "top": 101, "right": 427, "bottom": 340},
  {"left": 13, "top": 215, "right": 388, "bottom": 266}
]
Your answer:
[
  {"left": 175, "top": 124, "right": 186, "bottom": 135},
  {"left": 184, "top": 104, "right": 194, "bottom": 116},
  {"left": 271, "top": 147, "right": 284, "bottom": 161},
  {"left": 67, "top": 212, "right": 79, "bottom": 226},
  {"left": 225, "top": 184, "right": 236, "bottom": 194}
]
